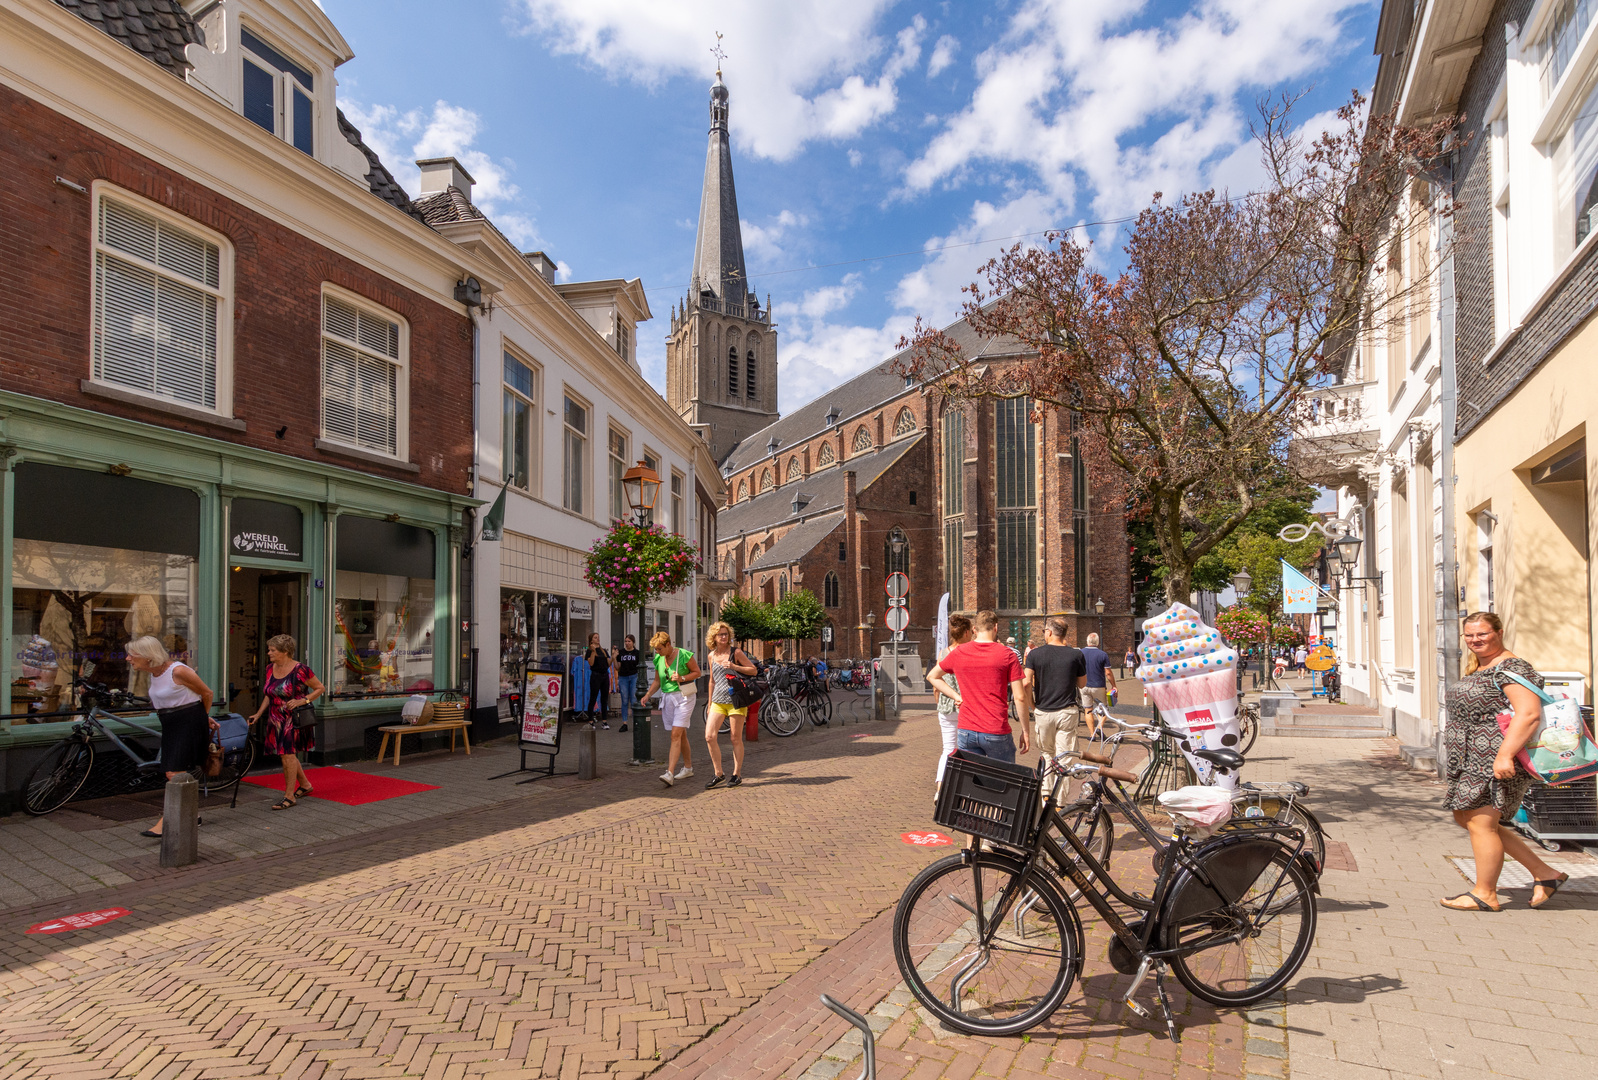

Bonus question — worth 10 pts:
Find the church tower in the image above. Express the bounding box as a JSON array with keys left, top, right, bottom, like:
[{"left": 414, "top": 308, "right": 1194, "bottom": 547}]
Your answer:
[{"left": 666, "top": 71, "right": 779, "bottom": 465}]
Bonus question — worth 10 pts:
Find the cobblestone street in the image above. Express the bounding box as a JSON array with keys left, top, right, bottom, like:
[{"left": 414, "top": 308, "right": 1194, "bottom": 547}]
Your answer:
[{"left": 1, "top": 705, "right": 1595, "bottom": 1079}]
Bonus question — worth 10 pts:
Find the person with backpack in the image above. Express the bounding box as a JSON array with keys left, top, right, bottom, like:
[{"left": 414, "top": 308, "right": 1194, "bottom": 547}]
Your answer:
[
  {"left": 644, "top": 630, "right": 700, "bottom": 787},
  {"left": 1440, "top": 612, "right": 1567, "bottom": 911},
  {"left": 704, "top": 621, "right": 757, "bottom": 789}
]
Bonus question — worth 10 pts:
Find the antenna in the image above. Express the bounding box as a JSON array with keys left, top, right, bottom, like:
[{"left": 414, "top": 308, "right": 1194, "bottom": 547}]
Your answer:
[{"left": 711, "top": 32, "right": 727, "bottom": 77}]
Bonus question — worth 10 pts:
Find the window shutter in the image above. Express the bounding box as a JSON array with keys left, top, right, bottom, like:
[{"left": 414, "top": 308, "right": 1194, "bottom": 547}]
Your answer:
[{"left": 322, "top": 295, "right": 400, "bottom": 455}]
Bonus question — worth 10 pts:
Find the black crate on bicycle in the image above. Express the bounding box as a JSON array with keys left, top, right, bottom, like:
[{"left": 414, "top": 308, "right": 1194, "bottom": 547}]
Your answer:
[
  {"left": 1522, "top": 777, "right": 1598, "bottom": 832},
  {"left": 933, "top": 749, "right": 1042, "bottom": 847}
]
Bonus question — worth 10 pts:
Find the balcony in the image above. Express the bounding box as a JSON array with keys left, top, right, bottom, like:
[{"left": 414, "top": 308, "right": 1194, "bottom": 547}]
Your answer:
[{"left": 1290, "top": 381, "right": 1381, "bottom": 489}]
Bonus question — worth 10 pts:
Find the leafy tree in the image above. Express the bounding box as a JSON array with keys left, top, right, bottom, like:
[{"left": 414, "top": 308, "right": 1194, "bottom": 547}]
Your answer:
[
  {"left": 775, "top": 588, "right": 826, "bottom": 642},
  {"left": 720, "top": 594, "right": 783, "bottom": 645},
  {"left": 898, "top": 94, "right": 1453, "bottom": 603}
]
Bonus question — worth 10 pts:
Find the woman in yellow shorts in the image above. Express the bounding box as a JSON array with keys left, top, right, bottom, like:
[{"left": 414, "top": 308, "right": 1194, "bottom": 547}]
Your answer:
[{"left": 704, "top": 621, "right": 758, "bottom": 788}]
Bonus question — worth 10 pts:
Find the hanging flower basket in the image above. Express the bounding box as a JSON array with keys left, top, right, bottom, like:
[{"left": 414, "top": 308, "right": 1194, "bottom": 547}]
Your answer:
[{"left": 583, "top": 519, "right": 699, "bottom": 611}]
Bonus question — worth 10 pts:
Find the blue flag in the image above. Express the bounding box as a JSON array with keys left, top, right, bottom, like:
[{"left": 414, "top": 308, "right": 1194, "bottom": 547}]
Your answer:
[{"left": 1282, "top": 560, "right": 1318, "bottom": 613}]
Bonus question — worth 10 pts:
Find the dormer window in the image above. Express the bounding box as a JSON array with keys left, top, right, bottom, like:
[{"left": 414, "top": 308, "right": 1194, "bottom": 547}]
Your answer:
[
  {"left": 616, "top": 320, "right": 631, "bottom": 362},
  {"left": 241, "top": 28, "right": 314, "bottom": 155}
]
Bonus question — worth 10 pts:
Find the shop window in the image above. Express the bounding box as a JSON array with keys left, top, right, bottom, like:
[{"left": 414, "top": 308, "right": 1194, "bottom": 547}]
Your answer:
[
  {"left": 92, "top": 190, "right": 229, "bottom": 413},
  {"left": 503, "top": 352, "right": 536, "bottom": 491},
  {"left": 563, "top": 395, "right": 588, "bottom": 514},
  {"left": 331, "top": 517, "right": 435, "bottom": 697},
  {"left": 8, "top": 464, "right": 200, "bottom": 722},
  {"left": 608, "top": 427, "right": 628, "bottom": 522},
  {"left": 322, "top": 289, "right": 407, "bottom": 458},
  {"left": 241, "top": 27, "right": 315, "bottom": 155}
]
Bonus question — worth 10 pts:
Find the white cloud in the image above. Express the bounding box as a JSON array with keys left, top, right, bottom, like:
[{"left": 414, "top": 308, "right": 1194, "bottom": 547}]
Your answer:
[
  {"left": 927, "top": 34, "right": 959, "bottom": 77},
  {"left": 512, "top": 0, "right": 922, "bottom": 160},
  {"left": 848, "top": 149, "right": 863, "bottom": 167},
  {"left": 341, "top": 98, "right": 542, "bottom": 247},
  {"left": 741, "top": 209, "right": 808, "bottom": 264}
]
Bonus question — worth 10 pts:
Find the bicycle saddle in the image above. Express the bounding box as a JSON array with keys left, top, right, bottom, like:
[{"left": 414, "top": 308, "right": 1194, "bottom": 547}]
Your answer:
[{"left": 1189, "top": 747, "right": 1245, "bottom": 772}]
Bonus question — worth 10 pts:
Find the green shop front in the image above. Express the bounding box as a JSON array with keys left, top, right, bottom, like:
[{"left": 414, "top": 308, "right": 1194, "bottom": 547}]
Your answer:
[{"left": 1, "top": 394, "right": 473, "bottom": 810}]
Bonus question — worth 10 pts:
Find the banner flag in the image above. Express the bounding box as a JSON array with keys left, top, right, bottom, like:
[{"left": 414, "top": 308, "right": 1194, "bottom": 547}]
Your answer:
[{"left": 1282, "top": 559, "right": 1319, "bottom": 613}]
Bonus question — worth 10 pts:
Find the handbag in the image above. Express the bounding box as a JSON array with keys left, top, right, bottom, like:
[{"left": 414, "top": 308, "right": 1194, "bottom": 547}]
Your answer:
[
  {"left": 674, "top": 652, "right": 698, "bottom": 698},
  {"left": 291, "top": 702, "right": 318, "bottom": 730},
  {"left": 1497, "top": 670, "right": 1598, "bottom": 786},
  {"left": 205, "top": 741, "right": 224, "bottom": 778}
]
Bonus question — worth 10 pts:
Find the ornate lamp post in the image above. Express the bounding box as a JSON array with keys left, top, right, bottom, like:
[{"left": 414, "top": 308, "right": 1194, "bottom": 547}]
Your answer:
[
  {"left": 1095, "top": 597, "right": 1105, "bottom": 647},
  {"left": 621, "top": 460, "right": 661, "bottom": 761},
  {"left": 1231, "top": 568, "right": 1253, "bottom": 688}
]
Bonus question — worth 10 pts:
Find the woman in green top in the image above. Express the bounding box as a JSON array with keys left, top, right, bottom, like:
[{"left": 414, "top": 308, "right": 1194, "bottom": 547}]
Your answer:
[{"left": 645, "top": 630, "right": 701, "bottom": 787}]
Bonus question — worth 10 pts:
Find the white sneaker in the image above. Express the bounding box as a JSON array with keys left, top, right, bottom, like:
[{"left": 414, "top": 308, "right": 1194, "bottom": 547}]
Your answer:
[
  {"left": 659, "top": 771, "right": 675, "bottom": 786},
  {"left": 675, "top": 766, "right": 694, "bottom": 779}
]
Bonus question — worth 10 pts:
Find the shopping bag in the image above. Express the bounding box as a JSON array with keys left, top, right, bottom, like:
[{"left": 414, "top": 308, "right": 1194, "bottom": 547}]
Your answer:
[{"left": 1498, "top": 670, "right": 1598, "bottom": 786}]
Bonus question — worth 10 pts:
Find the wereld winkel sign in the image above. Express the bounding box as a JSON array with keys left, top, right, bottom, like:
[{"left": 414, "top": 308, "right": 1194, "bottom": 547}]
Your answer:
[{"left": 230, "top": 499, "right": 303, "bottom": 561}]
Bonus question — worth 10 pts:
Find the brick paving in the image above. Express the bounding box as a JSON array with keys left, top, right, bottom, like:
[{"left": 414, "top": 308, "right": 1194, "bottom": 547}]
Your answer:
[{"left": 3, "top": 701, "right": 1595, "bottom": 1079}]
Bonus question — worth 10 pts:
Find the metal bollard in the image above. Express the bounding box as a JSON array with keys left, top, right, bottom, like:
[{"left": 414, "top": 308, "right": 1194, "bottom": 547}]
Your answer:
[
  {"left": 577, "top": 726, "right": 598, "bottom": 780},
  {"left": 820, "top": 993, "right": 876, "bottom": 1080},
  {"left": 631, "top": 702, "right": 653, "bottom": 763},
  {"left": 160, "top": 773, "right": 199, "bottom": 868}
]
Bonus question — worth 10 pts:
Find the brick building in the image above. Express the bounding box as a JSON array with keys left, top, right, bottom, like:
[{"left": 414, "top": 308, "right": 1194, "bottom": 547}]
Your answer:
[{"left": 1, "top": 0, "right": 481, "bottom": 793}]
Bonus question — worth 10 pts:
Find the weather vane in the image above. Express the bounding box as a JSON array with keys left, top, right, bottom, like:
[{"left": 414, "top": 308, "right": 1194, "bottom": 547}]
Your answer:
[{"left": 711, "top": 32, "right": 726, "bottom": 78}]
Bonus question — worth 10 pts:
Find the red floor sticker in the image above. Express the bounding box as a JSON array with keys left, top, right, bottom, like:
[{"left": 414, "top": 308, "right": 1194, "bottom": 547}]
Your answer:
[
  {"left": 900, "top": 831, "right": 954, "bottom": 846},
  {"left": 26, "top": 907, "right": 130, "bottom": 934}
]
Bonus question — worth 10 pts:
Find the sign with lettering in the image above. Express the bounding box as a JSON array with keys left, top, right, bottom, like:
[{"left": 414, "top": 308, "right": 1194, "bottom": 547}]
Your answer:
[
  {"left": 569, "top": 598, "right": 593, "bottom": 620},
  {"left": 230, "top": 499, "right": 302, "bottom": 561},
  {"left": 27, "top": 907, "right": 130, "bottom": 934},
  {"left": 520, "top": 669, "right": 563, "bottom": 748}
]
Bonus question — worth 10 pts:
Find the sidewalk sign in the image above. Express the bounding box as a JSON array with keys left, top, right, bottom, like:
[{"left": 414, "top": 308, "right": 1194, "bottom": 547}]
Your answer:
[{"left": 489, "top": 666, "right": 577, "bottom": 784}]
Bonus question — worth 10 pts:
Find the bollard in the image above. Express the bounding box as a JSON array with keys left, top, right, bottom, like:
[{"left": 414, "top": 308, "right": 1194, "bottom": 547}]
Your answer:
[
  {"left": 160, "top": 773, "right": 199, "bottom": 868},
  {"left": 872, "top": 680, "right": 887, "bottom": 723},
  {"left": 631, "top": 702, "right": 653, "bottom": 763},
  {"left": 577, "top": 725, "right": 598, "bottom": 780}
]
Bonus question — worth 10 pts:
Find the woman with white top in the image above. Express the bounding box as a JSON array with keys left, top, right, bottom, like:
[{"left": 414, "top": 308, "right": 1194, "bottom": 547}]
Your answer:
[
  {"left": 704, "top": 621, "right": 757, "bottom": 789},
  {"left": 125, "top": 635, "right": 216, "bottom": 839}
]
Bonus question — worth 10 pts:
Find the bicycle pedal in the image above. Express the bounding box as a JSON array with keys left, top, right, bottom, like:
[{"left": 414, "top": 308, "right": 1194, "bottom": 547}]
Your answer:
[{"left": 1124, "top": 999, "right": 1151, "bottom": 1019}]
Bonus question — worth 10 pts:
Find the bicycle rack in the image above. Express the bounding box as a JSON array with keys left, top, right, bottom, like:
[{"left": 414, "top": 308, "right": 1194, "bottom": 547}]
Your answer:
[{"left": 820, "top": 993, "right": 876, "bottom": 1080}]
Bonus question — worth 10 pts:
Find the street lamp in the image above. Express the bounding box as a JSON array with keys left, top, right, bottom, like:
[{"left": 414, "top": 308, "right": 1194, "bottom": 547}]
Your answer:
[
  {"left": 620, "top": 460, "right": 661, "bottom": 761},
  {"left": 1095, "top": 597, "right": 1105, "bottom": 647},
  {"left": 1232, "top": 568, "right": 1253, "bottom": 600}
]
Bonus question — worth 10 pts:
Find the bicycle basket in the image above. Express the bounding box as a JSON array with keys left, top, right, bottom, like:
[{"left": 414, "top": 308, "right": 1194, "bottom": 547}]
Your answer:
[{"left": 934, "top": 750, "right": 1042, "bottom": 847}]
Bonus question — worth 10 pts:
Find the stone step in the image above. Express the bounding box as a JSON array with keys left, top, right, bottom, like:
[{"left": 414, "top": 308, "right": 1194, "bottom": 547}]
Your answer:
[
  {"left": 1400, "top": 744, "right": 1440, "bottom": 775},
  {"left": 1260, "top": 721, "right": 1389, "bottom": 739},
  {"left": 1268, "top": 711, "right": 1387, "bottom": 728}
]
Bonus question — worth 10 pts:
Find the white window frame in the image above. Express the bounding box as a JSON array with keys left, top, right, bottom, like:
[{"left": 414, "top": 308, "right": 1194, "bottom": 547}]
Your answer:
[
  {"left": 319, "top": 283, "right": 410, "bottom": 461},
  {"left": 89, "top": 183, "right": 234, "bottom": 417},
  {"left": 608, "top": 424, "right": 630, "bottom": 523},
  {"left": 562, "top": 390, "right": 591, "bottom": 516},
  {"left": 671, "top": 470, "right": 684, "bottom": 535},
  {"left": 240, "top": 25, "right": 316, "bottom": 155},
  {"left": 502, "top": 345, "right": 539, "bottom": 493}
]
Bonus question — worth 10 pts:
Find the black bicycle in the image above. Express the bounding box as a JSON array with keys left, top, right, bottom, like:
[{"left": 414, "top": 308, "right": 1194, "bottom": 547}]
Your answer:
[
  {"left": 893, "top": 750, "right": 1319, "bottom": 1041},
  {"left": 23, "top": 675, "right": 255, "bottom": 815}
]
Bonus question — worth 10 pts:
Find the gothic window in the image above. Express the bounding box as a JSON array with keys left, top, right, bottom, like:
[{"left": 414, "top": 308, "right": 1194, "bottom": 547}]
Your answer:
[
  {"left": 995, "top": 397, "right": 1038, "bottom": 610},
  {"left": 787, "top": 457, "right": 801, "bottom": 482},
  {"left": 852, "top": 425, "right": 872, "bottom": 453},
  {"left": 942, "top": 408, "right": 966, "bottom": 608},
  {"left": 760, "top": 469, "right": 774, "bottom": 492},
  {"left": 746, "top": 350, "right": 757, "bottom": 398},
  {"left": 727, "top": 347, "right": 739, "bottom": 396},
  {"left": 737, "top": 479, "right": 747, "bottom": 502},
  {"left": 824, "top": 571, "right": 840, "bottom": 608},
  {"left": 779, "top": 574, "right": 788, "bottom": 599},
  {"left": 750, "top": 542, "right": 761, "bottom": 562},
  {"left": 816, "top": 441, "right": 835, "bottom": 466},
  {"left": 893, "top": 407, "right": 916, "bottom": 436}
]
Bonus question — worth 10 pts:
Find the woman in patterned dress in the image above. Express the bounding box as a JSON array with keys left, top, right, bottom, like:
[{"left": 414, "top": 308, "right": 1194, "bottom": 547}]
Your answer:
[
  {"left": 1441, "top": 612, "right": 1568, "bottom": 911},
  {"left": 250, "top": 634, "right": 326, "bottom": 811}
]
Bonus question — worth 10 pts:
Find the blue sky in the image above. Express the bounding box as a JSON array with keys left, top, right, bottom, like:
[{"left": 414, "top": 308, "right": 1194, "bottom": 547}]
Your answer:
[{"left": 325, "top": 0, "right": 1381, "bottom": 413}]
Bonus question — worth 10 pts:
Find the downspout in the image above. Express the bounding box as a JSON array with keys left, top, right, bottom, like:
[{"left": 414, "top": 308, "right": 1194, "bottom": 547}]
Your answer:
[
  {"left": 466, "top": 304, "right": 481, "bottom": 711},
  {"left": 1438, "top": 162, "right": 1461, "bottom": 771}
]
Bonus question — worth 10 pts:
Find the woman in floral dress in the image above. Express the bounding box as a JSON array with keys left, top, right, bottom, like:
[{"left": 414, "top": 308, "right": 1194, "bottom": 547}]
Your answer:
[
  {"left": 1441, "top": 612, "right": 1568, "bottom": 911},
  {"left": 251, "top": 634, "right": 326, "bottom": 811}
]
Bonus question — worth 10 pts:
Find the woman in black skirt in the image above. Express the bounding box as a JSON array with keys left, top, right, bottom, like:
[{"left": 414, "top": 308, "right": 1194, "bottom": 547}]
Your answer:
[{"left": 126, "top": 635, "right": 216, "bottom": 839}]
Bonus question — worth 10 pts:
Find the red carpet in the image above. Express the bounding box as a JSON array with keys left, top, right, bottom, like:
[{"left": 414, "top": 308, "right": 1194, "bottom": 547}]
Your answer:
[{"left": 242, "top": 766, "right": 439, "bottom": 805}]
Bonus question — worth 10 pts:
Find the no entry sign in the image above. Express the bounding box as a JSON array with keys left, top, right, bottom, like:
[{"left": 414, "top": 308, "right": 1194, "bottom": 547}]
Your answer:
[
  {"left": 900, "top": 831, "right": 954, "bottom": 846},
  {"left": 26, "top": 907, "right": 130, "bottom": 934}
]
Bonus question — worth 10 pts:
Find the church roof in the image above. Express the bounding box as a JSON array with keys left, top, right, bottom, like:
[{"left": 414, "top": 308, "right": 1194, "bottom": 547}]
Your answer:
[
  {"left": 720, "top": 315, "right": 1023, "bottom": 475},
  {"left": 691, "top": 75, "right": 751, "bottom": 304},
  {"left": 720, "top": 434, "right": 923, "bottom": 538},
  {"left": 747, "top": 512, "right": 846, "bottom": 572}
]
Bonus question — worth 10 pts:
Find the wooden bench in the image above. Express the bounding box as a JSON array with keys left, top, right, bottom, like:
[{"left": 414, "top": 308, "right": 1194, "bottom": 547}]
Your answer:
[{"left": 375, "top": 719, "right": 472, "bottom": 767}]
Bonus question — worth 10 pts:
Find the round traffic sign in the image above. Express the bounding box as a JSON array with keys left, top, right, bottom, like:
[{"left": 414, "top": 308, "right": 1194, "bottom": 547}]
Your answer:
[
  {"left": 886, "top": 606, "right": 909, "bottom": 632},
  {"left": 885, "top": 572, "right": 909, "bottom": 599}
]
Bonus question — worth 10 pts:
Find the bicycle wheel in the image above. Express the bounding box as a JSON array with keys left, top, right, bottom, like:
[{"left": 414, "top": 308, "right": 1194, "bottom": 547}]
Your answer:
[
  {"left": 1236, "top": 705, "right": 1260, "bottom": 755},
  {"left": 24, "top": 736, "right": 95, "bottom": 815},
  {"left": 762, "top": 695, "right": 804, "bottom": 737},
  {"left": 893, "top": 850, "right": 1082, "bottom": 1036},
  {"left": 1049, "top": 799, "right": 1114, "bottom": 899},
  {"left": 807, "top": 689, "right": 832, "bottom": 726},
  {"left": 1163, "top": 842, "right": 1317, "bottom": 1006}
]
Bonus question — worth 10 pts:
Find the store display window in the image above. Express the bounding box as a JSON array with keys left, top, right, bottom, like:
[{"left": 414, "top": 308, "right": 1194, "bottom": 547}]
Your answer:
[
  {"left": 332, "top": 516, "right": 436, "bottom": 697},
  {"left": 8, "top": 464, "right": 199, "bottom": 724}
]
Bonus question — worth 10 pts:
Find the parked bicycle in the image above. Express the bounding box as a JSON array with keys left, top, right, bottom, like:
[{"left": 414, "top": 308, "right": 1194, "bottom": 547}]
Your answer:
[
  {"left": 756, "top": 662, "right": 810, "bottom": 737},
  {"left": 24, "top": 674, "right": 256, "bottom": 815},
  {"left": 894, "top": 750, "right": 1320, "bottom": 1041}
]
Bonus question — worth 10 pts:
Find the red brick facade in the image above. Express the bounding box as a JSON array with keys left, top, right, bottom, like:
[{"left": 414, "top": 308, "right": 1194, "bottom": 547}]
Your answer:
[{"left": 0, "top": 83, "right": 473, "bottom": 493}]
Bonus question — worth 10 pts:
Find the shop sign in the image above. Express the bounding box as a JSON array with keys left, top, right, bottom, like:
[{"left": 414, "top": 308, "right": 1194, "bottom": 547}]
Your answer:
[
  {"left": 521, "top": 670, "right": 563, "bottom": 747},
  {"left": 231, "top": 499, "right": 302, "bottom": 561},
  {"left": 27, "top": 907, "right": 130, "bottom": 934},
  {"left": 569, "top": 598, "right": 593, "bottom": 620}
]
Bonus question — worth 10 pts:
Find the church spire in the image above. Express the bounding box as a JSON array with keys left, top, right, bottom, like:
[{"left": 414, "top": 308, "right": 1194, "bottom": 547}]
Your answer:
[{"left": 691, "top": 69, "right": 750, "bottom": 305}]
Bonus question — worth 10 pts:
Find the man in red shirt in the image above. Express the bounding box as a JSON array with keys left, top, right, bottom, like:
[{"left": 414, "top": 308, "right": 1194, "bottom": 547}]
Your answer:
[{"left": 927, "top": 609, "right": 1031, "bottom": 763}]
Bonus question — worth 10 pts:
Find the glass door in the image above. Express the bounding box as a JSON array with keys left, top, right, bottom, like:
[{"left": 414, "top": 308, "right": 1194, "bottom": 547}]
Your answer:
[{"left": 258, "top": 573, "right": 305, "bottom": 686}]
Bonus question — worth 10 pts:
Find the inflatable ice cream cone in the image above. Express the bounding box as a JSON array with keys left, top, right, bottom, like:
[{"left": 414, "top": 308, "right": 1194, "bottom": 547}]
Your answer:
[{"left": 1137, "top": 603, "right": 1242, "bottom": 789}]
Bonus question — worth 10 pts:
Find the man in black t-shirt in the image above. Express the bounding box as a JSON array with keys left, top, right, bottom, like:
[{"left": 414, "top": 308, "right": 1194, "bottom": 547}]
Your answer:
[
  {"left": 1023, "top": 618, "right": 1087, "bottom": 796},
  {"left": 613, "top": 636, "right": 641, "bottom": 732}
]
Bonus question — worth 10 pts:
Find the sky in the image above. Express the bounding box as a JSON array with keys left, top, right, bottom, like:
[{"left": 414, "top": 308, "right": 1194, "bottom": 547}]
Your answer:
[{"left": 324, "top": 0, "right": 1382, "bottom": 415}]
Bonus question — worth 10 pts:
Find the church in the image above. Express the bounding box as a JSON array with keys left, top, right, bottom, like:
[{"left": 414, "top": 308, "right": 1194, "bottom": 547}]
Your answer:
[{"left": 668, "top": 76, "right": 1132, "bottom": 665}]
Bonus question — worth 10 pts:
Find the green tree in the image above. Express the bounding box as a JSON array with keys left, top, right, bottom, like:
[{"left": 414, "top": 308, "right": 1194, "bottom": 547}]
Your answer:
[
  {"left": 721, "top": 594, "right": 783, "bottom": 646},
  {"left": 776, "top": 588, "right": 826, "bottom": 642}
]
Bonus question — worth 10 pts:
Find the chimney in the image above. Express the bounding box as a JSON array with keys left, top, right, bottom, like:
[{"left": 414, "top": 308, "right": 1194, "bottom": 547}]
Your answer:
[
  {"left": 523, "top": 251, "right": 558, "bottom": 285},
  {"left": 416, "top": 157, "right": 475, "bottom": 202}
]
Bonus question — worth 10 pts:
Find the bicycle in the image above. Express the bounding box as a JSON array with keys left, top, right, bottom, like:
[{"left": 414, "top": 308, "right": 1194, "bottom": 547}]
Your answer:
[
  {"left": 756, "top": 662, "right": 806, "bottom": 737},
  {"left": 23, "top": 676, "right": 256, "bottom": 815},
  {"left": 893, "top": 750, "right": 1320, "bottom": 1041},
  {"left": 788, "top": 661, "right": 833, "bottom": 727}
]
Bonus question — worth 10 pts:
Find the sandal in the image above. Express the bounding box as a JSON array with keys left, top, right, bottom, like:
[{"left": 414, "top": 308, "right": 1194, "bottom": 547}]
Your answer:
[
  {"left": 1441, "top": 892, "right": 1501, "bottom": 912},
  {"left": 270, "top": 797, "right": 297, "bottom": 811},
  {"left": 294, "top": 786, "right": 313, "bottom": 798},
  {"left": 1530, "top": 872, "right": 1570, "bottom": 909}
]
